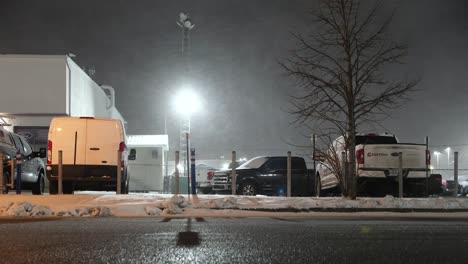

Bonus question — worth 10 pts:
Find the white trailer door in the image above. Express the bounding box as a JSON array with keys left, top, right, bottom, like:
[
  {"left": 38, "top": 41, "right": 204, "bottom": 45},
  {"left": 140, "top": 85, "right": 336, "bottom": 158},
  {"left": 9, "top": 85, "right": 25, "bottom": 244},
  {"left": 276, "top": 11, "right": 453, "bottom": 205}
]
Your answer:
[{"left": 85, "top": 119, "right": 120, "bottom": 166}]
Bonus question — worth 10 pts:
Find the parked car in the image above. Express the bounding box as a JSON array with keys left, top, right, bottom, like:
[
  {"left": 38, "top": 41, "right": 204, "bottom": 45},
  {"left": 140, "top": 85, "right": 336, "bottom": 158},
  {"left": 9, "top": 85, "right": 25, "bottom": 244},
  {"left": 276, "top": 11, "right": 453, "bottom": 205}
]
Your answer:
[
  {"left": 0, "top": 127, "right": 46, "bottom": 194},
  {"left": 213, "top": 156, "right": 314, "bottom": 196},
  {"left": 443, "top": 175, "right": 468, "bottom": 196},
  {"left": 47, "top": 117, "right": 129, "bottom": 194},
  {"left": 316, "top": 133, "right": 442, "bottom": 197}
]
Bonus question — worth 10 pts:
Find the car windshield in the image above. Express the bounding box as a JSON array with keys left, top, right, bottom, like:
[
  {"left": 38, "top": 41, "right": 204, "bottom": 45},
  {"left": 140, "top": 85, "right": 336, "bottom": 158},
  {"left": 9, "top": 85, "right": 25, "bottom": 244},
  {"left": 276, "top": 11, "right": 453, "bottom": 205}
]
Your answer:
[{"left": 237, "top": 157, "right": 268, "bottom": 169}]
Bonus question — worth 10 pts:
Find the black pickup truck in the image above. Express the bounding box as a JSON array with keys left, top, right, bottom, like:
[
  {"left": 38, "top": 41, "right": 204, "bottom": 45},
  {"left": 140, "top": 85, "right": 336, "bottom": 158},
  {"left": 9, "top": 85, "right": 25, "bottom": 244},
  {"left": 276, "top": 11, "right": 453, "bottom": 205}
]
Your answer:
[{"left": 212, "top": 156, "right": 314, "bottom": 196}]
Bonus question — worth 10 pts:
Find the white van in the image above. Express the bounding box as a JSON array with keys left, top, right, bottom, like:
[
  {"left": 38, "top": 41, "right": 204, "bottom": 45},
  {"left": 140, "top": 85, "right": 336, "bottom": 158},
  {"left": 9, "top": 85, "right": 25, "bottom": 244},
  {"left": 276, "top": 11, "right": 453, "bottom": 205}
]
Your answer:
[{"left": 46, "top": 117, "right": 128, "bottom": 194}]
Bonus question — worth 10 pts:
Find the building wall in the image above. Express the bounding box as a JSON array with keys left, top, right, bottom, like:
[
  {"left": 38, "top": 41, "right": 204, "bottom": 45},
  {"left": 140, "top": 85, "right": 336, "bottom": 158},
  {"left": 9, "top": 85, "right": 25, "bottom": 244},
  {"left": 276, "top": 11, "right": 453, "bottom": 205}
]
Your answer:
[
  {"left": 0, "top": 54, "right": 126, "bottom": 127},
  {"left": 67, "top": 57, "right": 109, "bottom": 118},
  {"left": 0, "top": 54, "right": 127, "bottom": 153},
  {"left": 0, "top": 55, "right": 67, "bottom": 115}
]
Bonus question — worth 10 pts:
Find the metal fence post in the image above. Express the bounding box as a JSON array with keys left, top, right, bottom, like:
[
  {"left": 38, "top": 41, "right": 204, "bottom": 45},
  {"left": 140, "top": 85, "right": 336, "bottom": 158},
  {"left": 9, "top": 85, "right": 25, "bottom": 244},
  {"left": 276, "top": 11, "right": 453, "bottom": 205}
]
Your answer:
[
  {"left": 312, "top": 134, "right": 316, "bottom": 196},
  {"left": 9, "top": 160, "right": 13, "bottom": 191},
  {"left": 0, "top": 153, "right": 3, "bottom": 194},
  {"left": 175, "top": 151, "right": 180, "bottom": 195},
  {"left": 116, "top": 150, "right": 122, "bottom": 194},
  {"left": 287, "top": 151, "right": 292, "bottom": 197},
  {"left": 231, "top": 151, "right": 236, "bottom": 195},
  {"left": 58, "top": 150, "right": 63, "bottom": 195},
  {"left": 190, "top": 148, "right": 196, "bottom": 195},
  {"left": 454, "top": 151, "right": 458, "bottom": 197},
  {"left": 15, "top": 150, "right": 22, "bottom": 194},
  {"left": 399, "top": 152, "right": 403, "bottom": 198},
  {"left": 425, "top": 136, "right": 429, "bottom": 197}
]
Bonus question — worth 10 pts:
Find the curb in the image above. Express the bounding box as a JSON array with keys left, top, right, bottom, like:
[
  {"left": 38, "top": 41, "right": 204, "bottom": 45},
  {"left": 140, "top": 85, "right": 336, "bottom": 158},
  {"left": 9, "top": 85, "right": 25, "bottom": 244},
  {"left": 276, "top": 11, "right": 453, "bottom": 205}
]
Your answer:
[{"left": 215, "top": 208, "right": 468, "bottom": 213}]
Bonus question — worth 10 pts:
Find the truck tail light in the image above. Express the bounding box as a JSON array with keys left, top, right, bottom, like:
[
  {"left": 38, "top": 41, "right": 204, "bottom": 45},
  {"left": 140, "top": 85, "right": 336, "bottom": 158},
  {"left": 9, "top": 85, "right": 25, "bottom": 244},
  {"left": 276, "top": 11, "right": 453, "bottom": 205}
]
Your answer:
[
  {"left": 356, "top": 149, "right": 365, "bottom": 164},
  {"left": 426, "top": 150, "right": 431, "bottom": 166},
  {"left": 207, "top": 171, "right": 214, "bottom": 180},
  {"left": 47, "top": 140, "right": 52, "bottom": 165}
]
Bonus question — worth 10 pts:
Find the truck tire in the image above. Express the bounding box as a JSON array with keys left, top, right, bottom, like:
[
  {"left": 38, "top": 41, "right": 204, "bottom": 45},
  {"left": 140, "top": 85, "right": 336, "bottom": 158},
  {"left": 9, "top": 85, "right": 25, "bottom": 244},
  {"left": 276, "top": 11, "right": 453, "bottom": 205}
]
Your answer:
[
  {"left": 32, "top": 172, "right": 45, "bottom": 195},
  {"left": 239, "top": 181, "right": 257, "bottom": 196},
  {"left": 462, "top": 187, "right": 468, "bottom": 197},
  {"left": 199, "top": 186, "right": 213, "bottom": 194}
]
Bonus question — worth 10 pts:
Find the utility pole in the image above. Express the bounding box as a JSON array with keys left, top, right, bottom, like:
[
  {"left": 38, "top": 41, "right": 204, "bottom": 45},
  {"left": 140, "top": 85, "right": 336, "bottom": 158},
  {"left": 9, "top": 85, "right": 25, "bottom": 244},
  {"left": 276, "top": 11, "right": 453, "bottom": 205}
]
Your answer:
[{"left": 176, "top": 12, "right": 195, "bottom": 183}]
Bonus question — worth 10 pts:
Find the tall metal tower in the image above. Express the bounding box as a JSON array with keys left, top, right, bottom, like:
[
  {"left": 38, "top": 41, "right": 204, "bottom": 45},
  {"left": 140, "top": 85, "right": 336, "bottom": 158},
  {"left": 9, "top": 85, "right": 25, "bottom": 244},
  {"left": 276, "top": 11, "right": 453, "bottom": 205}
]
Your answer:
[{"left": 176, "top": 12, "right": 195, "bottom": 178}]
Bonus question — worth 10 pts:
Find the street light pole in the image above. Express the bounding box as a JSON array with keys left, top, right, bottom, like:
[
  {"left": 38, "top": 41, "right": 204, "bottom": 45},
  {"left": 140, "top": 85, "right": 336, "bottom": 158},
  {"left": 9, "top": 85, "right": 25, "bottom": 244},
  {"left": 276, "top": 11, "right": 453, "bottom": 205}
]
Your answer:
[
  {"left": 434, "top": 151, "right": 440, "bottom": 169},
  {"left": 445, "top": 147, "right": 451, "bottom": 169},
  {"left": 176, "top": 12, "right": 195, "bottom": 190}
]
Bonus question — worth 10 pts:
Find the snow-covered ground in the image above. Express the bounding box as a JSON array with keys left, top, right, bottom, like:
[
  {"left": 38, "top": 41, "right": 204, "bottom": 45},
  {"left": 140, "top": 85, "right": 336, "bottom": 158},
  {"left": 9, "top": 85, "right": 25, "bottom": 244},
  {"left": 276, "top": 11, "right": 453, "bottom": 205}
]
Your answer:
[{"left": 0, "top": 193, "right": 467, "bottom": 217}]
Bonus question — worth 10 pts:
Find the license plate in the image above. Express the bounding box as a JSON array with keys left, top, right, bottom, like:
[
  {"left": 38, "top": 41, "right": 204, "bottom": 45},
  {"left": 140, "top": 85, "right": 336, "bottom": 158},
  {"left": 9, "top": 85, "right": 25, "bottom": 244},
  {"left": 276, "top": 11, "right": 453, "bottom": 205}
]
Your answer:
[{"left": 388, "top": 169, "right": 400, "bottom": 176}]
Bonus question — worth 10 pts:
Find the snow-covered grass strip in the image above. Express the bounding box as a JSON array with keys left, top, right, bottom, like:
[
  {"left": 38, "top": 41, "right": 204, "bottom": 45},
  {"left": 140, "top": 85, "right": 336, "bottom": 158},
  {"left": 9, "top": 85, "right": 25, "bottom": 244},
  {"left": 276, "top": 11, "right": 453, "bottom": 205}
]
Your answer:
[{"left": 0, "top": 194, "right": 467, "bottom": 217}]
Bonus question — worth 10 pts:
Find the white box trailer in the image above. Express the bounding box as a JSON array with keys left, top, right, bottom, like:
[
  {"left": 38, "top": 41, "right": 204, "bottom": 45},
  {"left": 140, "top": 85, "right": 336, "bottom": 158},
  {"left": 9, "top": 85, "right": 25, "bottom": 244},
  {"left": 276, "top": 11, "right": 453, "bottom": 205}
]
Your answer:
[
  {"left": 0, "top": 54, "right": 125, "bottom": 151},
  {"left": 127, "top": 135, "right": 168, "bottom": 192}
]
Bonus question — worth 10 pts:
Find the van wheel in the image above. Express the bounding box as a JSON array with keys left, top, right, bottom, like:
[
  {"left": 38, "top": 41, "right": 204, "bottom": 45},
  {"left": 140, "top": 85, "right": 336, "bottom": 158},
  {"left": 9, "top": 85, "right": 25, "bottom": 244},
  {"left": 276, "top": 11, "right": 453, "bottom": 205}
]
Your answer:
[
  {"left": 32, "top": 172, "right": 45, "bottom": 195},
  {"left": 63, "top": 181, "right": 75, "bottom": 194},
  {"left": 49, "top": 180, "right": 58, "bottom": 195}
]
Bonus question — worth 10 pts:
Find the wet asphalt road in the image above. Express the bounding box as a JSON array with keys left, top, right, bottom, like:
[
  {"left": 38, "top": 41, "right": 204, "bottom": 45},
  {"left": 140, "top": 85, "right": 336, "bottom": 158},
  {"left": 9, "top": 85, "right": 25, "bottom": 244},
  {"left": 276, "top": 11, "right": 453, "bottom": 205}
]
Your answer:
[{"left": 0, "top": 216, "right": 467, "bottom": 264}]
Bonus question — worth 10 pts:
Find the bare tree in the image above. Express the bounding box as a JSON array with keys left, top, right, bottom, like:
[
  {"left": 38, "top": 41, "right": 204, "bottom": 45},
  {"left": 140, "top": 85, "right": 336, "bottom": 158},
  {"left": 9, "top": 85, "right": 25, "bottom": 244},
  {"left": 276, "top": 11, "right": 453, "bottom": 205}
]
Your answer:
[{"left": 281, "top": 0, "right": 418, "bottom": 199}]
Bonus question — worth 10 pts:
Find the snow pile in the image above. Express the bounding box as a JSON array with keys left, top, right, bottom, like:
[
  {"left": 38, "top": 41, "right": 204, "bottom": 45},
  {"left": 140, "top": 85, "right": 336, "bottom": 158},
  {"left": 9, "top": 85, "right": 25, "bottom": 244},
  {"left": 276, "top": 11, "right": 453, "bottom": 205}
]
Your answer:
[
  {"left": 0, "top": 202, "right": 52, "bottom": 216},
  {"left": 198, "top": 196, "right": 239, "bottom": 209},
  {"left": 53, "top": 207, "right": 112, "bottom": 217},
  {"left": 231, "top": 195, "right": 468, "bottom": 211},
  {"left": 0, "top": 201, "right": 112, "bottom": 217},
  {"left": 144, "top": 206, "right": 162, "bottom": 216},
  {"left": 143, "top": 195, "right": 191, "bottom": 216},
  {"left": 162, "top": 195, "right": 191, "bottom": 215}
]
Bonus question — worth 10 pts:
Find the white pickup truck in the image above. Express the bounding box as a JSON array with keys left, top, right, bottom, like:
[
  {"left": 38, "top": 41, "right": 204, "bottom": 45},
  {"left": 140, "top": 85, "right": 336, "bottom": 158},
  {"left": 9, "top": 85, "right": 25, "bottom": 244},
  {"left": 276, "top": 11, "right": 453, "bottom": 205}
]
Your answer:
[{"left": 316, "top": 133, "right": 442, "bottom": 197}]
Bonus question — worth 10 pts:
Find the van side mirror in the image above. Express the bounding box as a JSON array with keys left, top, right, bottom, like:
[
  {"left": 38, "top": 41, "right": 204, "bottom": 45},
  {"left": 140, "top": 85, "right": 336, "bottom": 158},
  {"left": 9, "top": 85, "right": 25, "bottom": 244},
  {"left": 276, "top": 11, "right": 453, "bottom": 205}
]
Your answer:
[{"left": 128, "top": 148, "right": 136, "bottom": 161}]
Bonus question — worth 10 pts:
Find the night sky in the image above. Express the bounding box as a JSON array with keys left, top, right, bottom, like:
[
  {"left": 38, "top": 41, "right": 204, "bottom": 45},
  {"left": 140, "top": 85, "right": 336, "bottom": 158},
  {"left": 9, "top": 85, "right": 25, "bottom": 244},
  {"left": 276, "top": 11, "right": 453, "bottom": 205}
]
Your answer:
[{"left": 1, "top": 0, "right": 468, "bottom": 165}]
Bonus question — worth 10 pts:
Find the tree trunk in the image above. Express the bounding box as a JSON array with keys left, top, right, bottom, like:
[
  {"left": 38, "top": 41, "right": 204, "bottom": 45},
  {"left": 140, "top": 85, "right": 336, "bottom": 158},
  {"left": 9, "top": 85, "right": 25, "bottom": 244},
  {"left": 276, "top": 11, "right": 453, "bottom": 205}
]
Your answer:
[{"left": 348, "top": 123, "right": 357, "bottom": 199}]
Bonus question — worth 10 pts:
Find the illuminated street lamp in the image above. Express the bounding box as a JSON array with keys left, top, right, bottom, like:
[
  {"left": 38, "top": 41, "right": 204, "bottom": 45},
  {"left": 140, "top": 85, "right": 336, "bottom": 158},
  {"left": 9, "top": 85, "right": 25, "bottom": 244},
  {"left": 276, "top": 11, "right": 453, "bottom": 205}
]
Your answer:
[
  {"left": 445, "top": 147, "right": 451, "bottom": 168},
  {"left": 173, "top": 88, "right": 201, "bottom": 118},
  {"left": 433, "top": 151, "right": 440, "bottom": 169}
]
